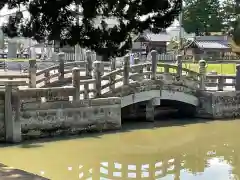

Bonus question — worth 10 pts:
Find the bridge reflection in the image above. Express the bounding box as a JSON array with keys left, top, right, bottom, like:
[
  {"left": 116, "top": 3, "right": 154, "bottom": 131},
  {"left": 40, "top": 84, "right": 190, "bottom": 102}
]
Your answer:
[{"left": 73, "top": 146, "right": 239, "bottom": 179}]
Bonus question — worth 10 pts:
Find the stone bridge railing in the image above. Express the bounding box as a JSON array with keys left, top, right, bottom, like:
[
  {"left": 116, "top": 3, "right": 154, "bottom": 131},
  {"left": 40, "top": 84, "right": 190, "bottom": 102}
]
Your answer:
[{"left": 0, "top": 51, "right": 238, "bottom": 91}]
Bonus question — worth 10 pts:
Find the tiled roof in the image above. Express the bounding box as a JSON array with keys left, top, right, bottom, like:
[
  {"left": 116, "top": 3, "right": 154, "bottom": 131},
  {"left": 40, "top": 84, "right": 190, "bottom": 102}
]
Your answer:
[
  {"left": 195, "top": 41, "right": 230, "bottom": 49},
  {"left": 195, "top": 36, "right": 229, "bottom": 42},
  {"left": 144, "top": 33, "right": 171, "bottom": 42}
]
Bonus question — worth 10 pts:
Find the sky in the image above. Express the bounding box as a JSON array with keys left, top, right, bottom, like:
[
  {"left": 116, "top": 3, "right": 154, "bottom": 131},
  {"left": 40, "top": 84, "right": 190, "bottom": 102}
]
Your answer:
[{"left": 0, "top": 5, "right": 28, "bottom": 25}]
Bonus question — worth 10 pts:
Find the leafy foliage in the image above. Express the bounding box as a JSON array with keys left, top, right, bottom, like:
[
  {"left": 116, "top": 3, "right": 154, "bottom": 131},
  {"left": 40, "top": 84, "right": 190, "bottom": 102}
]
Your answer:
[
  {"left": 0, "top": 0, "right": 181, "bottom": 58},
  {"left": 183, "top": 0, "right": 223, "bottom": 34},
  {"left": 225, "top": 0, "right": 240, "bottom": 54},
  {"left": 221, "top": 0, "right": 239, "bottom": 30}
]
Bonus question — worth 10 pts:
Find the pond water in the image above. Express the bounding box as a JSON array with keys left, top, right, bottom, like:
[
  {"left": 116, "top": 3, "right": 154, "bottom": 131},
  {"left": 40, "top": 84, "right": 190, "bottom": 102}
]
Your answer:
[{"left": 0, "top": 119, "right": 239, "bottom": 180}]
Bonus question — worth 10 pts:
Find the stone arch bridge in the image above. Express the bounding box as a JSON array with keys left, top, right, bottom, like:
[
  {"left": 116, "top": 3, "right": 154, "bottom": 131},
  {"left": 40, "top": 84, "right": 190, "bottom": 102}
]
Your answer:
[{"left": 0, "top": 50, "right": 238, "bottom": 142}]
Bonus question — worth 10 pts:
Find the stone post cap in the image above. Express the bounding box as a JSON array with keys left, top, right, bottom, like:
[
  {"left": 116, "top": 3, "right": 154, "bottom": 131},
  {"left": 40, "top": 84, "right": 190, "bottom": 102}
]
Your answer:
[
  {"left": 72, "top": 67, "right": 81, "bottom": 71},
  {"left": 124, "top": 54, "right": 130, "bottom": 61},
  {"left": 151, "top": 50, "right": 157, "bottom": 53},
  {"left": 236, "top": 64, "right": 240, "bottom": 70},
  {"left": 199, "top": 59, "right": 206, "bottom": 65},
  {"left": 86, "top": 50, "right": 91, "bottom": 54},
  {"left": 208, "top": 70, "right": 217, "bottom": 75},
  {"left": 93, "top": 61, "right": 102, "bottom": 64}
]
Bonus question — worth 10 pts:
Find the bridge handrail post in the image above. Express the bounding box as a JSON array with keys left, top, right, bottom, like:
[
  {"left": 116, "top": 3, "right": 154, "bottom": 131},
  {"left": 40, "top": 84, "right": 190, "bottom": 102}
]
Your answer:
[
  {"left": 176, "top": 55, "right": 182, "bottom": 79},
  {"left": 134, "top": 57, "right": 140, "bottom": 64},
  {"left": 58, "top": 52, "right": 65, "bottom": 81},
  {"left": 235, "top": 65, "right": 240, "bottom": 91},
  {"left": 5, "top": 83, "right": 22, "bottom": 143},
  {"left": 93, "top": 61, "right": 102, "bottom": 97},
  {"left": 72, "top": 67, "right": 81, "bottom": 100},
  {"left": 123, "top": 55, "right": 130, "bottom": 85},
  {"left": 110, "top": 58, "right": 116, "bottom": 91},
  {"left": 134, "top": 57, "right": 143, "bottom": 81},
  {"left": 86, "top": 50, "right": 93, "bottom": 77},
  {"left": 151, "top": 50, "right": 157, "bottom": 80},
  {"left": 218, "top": 76, "right": 224, "bottom": 91},
  {"left": 29, "top": 59, "right": 37, "bottom": 88},
  {"left": 199, "top": 59, "right": 206, "bottom": 90}
]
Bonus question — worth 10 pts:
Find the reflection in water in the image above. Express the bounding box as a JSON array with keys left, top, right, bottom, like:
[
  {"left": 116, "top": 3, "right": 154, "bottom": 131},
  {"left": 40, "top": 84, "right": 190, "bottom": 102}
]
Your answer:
[
  {"left": 0, "top": 119, "right": 240, "bottom": 179},
  {"left": 76, "top": 157, "right": 234, "bottom": 179}
]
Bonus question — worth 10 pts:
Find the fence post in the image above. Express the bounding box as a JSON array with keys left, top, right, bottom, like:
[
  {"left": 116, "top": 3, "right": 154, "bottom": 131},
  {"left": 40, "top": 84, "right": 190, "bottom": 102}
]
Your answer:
[
  {"left": 110, "top": 58, "right": 116, "bottom": 92},
  {"left": 58, "top": 52, "right": 65, "bottom": 81},
  {"left": 176, "top": 54, "right": 182, "bottom": 80},
  {"left": 5, "top": 84, "right": 21, "bottom": 143},
  {"left": 93, "top": 61, "right": 102, "bottom": 97},
  {"left": 199, "top": 59, "right": 206, "bottom": 90},
  {"left": 72, "top": 67, "right": 81, "bottom": 101},
  {"left": 235, "top": 65, "right": 240, "bottom": 91},
  {"left": 29, "top": 59, "right": 36, "bottom": 88},
  {"left": 151, "top": 50, "right": 157, "bottom": 80},
  {"left": 123, "top": 55, "right": 130, "bottom": 85},
  {"left": 86, "top": 50, "right": 93, "bottom": 77}
]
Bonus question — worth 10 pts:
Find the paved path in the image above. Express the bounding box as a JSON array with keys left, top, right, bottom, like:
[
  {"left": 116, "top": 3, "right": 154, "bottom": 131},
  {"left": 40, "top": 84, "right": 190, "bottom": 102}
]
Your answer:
[{"left": 0, "top": 163, "right": 49, "bottom": 180}]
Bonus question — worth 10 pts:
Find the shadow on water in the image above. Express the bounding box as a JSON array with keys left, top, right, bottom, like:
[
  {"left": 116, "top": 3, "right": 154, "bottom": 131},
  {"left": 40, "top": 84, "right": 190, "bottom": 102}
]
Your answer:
[{"left": 0, "top": 100, "right": 230, "bottom": 148}]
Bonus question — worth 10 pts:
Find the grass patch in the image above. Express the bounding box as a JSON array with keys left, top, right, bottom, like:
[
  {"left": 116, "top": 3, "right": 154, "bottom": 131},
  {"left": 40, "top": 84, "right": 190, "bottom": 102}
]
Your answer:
[
  {"left": 0, "top": 59, "right": 31, "bottom": 62},
  {"left": 157, "top": 63, "right": 236, "bottom": 75}
]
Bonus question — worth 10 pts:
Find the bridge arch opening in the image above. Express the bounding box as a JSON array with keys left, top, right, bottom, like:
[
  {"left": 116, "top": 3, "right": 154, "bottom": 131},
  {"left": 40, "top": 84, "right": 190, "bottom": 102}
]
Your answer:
[
  {"left": 159, "top": 99, "right": 197, "bottom": 118},
  {"left": 121, "top": 100, "right": 197, "bottom": 124}
]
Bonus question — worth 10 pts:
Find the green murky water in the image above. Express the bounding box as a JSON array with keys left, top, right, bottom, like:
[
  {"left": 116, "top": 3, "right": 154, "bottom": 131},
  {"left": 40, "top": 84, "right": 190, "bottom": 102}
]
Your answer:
[{"left": 0, "top": 119, "right": 240, "bottom": 180}]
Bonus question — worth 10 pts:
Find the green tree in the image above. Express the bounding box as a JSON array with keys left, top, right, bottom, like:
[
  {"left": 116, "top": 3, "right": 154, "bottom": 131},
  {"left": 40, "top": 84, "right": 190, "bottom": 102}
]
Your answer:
[
  {"left": 0, "top": 0, "right": 181, "bottom": 59},
  {"left": 221, "top": 0, "right": 238, "bottom": 30},
  {"left": 167, "top": 37, "right": 188, "bottom": 52},
  {"left": 183, "top": 0, "right": 224, "bottom": 34},
  {"left": 228, "top": 0, "right": 240, "bottom": 54}
]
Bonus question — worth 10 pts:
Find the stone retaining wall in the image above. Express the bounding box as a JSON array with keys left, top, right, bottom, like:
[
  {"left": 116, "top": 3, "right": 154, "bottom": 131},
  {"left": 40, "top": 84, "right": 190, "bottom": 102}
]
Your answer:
[
  {"left": 196, "top": 91, "right": 240, "bottom": 119},
  {"left": 19, "top": 98, "right": 121, "bottom": 139}
]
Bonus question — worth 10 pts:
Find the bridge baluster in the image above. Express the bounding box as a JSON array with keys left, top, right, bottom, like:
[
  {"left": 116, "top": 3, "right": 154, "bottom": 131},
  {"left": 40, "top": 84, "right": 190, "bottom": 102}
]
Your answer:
[
  {"left": 199, "top": 60, "right": 207, "bottom": 90},
  {"left": 86, "top": 50, "right": 93, "bottom": 77},
  {"left": 176, "top": 55, "right": 182, "bottom": 79},
  {"left": 133, "top": 57, "right": 143, "bottom": 81},
  {"left": 85, "top": 51, "right": 93, "bottom": 98},
  {"left": 58, "top": 52, "right": 65, "bottom": 81},
  {"left": 44, "top": 71, "right": 50, "bottom": 86},
  {"left": 29, "top": 59, "right": 37, "bottom": 88},
  {"left": 72, "top": 67, "right": 81, "bottom": 101},
  {"left": 151, "top": 50, "right": 157, "bottom": 80},
  {"left": 164, "top": 65, "right": 170, "bottom": 74},
  {"left": 123, "top": 55, "right": 130, "bottom": 85},
  {"left": 110, "top": 58, "right": 116, "bottom": 92},
  {"left": 93, "top": 61, "right": 102, "bottom": 97},
  {"left": 235, "top": 65, "right": 240, "bottom": 91},
  {"left": 218, "top": 76, "right": 224, "bottom": 91}
]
